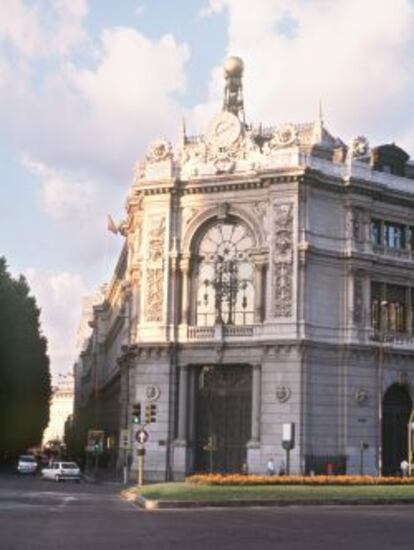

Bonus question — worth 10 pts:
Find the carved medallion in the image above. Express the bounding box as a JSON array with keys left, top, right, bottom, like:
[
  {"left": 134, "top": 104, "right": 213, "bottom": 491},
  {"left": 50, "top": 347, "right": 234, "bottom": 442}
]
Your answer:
[
  {"left": 276, "top": 385, "right": 291, "bottom": 403},
  {"left": 146, "top": 139, "right": 173, "bottom": 164},
  {"left": 274, "top": 124, "right": 297, "bottom": 147},
  {"left": 354, "top": 388, "right": 368, "bottom": 406},
  {"left": 145, "top": 384, "right": 161, "bottom": 402}
]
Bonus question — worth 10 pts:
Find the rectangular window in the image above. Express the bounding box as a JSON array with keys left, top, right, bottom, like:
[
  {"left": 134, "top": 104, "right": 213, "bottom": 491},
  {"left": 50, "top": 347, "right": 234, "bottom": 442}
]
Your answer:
[
  {"left": 371, "top": 282, "right": 382, "bottom": 332},
  {"left": 383, "top": 222, "right": 406, "bottom": 249},
  {"left": 370, "top": 282, "right": 407, "bottom": 334},
  {"left": 370, "top": 219, "right": 381, "bottom": 245},
  {"left": 386, "top": 285, "right": 406, "bottom": 333},
  {"left": 409, "top": 227, "right": 414, "bottom": 251}
]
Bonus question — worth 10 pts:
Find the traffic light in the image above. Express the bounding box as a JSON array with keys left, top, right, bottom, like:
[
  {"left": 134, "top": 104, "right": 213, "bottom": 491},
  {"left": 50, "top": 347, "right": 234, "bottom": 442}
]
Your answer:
[
  {"left": 145, "top": 402, "right": 157, "bottom": 424},
  {"left": 132, "top": 403, "right": 141, "bottom": 425}
]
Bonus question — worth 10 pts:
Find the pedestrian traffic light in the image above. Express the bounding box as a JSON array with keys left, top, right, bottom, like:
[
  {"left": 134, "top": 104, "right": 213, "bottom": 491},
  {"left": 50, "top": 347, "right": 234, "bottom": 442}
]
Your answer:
[
  {"left": 132, "top": 403, "right": 141, "bottom": 425},
  {"left": 145, "top": 403, "right": 157, "bottom": 424}
]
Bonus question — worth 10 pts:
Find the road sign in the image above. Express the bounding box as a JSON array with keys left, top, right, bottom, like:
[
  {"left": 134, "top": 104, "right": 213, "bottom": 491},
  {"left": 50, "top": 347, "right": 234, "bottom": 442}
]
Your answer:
[
  {"left": 135, "top": 429, "right": 149, "bottom": 444},
  {"left": 119, "top": 429, "right": 131, "bottom": 450}
]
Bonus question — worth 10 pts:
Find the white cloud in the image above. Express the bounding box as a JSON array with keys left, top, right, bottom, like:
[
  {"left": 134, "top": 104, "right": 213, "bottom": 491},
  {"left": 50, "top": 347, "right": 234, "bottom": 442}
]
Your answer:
[
  {"left": 0, "top": 0, "right": 41, "bottom": 57},
  {"left": 1, "top": 23, "right": 189, "bottom": 182},
  {"left": 197, "top": 0, "right": 414, "bottom": 150},
  {"left": 0, "top": 0, "right": 88, "bottom": 59},
  {"left": 67, "top": 27, "right": 189, "bottom": 162},
  {"left": 25, "top": 268, "right": 89, "bottom": 378},
  {"left": 21, "top": 152, "right": 124, "bottom": 268},
  {"left": 21, "top": 153, "right": 98, "bottom": 221},
  {"left": 0, "top": 9, "right": 190, "bottom": 269}
]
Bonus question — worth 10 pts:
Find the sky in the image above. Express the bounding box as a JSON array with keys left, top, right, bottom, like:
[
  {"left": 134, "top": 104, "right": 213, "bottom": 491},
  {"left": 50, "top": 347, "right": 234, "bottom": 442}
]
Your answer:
[{"left": 1, "top": 0, "right": 414, "bottom": 381}]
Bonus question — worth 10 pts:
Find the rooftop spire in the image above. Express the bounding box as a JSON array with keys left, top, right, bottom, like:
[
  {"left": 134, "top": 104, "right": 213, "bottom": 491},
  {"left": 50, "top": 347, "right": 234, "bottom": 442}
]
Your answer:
[
  {"left": 223, "top": 56, "right": 245, "bottom": 124},
  {"left": 319, "top": 98, "right": 324, "bottom": 127}
]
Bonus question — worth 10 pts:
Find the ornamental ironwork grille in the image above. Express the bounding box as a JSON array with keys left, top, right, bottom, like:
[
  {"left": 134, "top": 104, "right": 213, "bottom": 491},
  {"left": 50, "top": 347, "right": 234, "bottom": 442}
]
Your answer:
[{"left": 196, "top": 221, "right": 254, "bottom": 326}]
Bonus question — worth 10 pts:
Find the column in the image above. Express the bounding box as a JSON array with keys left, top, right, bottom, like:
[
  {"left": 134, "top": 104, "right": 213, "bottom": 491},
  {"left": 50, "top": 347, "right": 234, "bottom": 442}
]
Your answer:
[
  {"left": 169, "top": 256, "right": 178, "bottom": 326},
  {"left": 253, "top": 263, "right": 263, "bottom": 323},
  {"left": 180, "top": 258, "right": 190, "bottom": 325},
  {"left": 177, "top": 366, "right": 188, "bottom": 441},
  {"left": 250, "top": 364, "right": 261, "bottom": 443},
  {"left": 406, "top": 287, "right": 412, "bottom": 335}
]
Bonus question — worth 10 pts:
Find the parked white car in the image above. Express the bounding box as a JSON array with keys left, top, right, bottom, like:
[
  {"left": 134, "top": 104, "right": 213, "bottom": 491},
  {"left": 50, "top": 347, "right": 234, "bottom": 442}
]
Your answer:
[
  {"left": 41, "top": 461, "right": 81, "bottom": 482},
  {"left": 17, "top": 454, "right": 38, "bottom": 474}
]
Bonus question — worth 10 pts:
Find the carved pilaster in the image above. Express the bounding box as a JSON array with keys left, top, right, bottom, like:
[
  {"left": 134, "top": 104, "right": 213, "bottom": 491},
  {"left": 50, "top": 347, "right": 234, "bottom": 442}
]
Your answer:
[
  {"left": 273, "top": 203, "right": 294, "bottom": 317},
  {"left": 353, "top": 273, "right": 364, "bottom": 325},
  {"left": 180, "top": 257, "right": 191, "bottom": 325},
  {"left": 145, "top": 216, "right": 166, "bottom": 322}
]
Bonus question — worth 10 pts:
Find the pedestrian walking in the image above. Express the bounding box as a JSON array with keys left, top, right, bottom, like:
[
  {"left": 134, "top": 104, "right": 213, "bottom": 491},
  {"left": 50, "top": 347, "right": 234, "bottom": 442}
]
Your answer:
[
  {"left": 400, "top": 459, "right": 409, "bottom": 477},
  {"left": 267, "top": 458, "right": 276, "bottom": 476}
]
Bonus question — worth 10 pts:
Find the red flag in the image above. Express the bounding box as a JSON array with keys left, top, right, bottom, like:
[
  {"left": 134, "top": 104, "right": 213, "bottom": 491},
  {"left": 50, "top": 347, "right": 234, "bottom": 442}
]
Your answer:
[{"left": 107, "top": 214, "right": 118, "bottom": 234}]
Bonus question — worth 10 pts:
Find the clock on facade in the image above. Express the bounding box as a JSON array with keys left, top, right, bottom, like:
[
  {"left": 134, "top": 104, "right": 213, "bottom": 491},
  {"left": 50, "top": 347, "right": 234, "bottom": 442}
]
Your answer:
[{"left": 206, "top": 112, "right": 242, "bottom": 149}]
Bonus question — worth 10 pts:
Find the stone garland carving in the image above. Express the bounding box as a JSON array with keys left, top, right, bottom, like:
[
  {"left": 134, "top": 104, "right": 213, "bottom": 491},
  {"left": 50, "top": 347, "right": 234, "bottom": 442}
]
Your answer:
[
  {"left": 273, "top": 203, "right": 294, "bottom": 317},
  {"left": 265, "top": 124, "right": 298, "bottom": 152},
  {"left": 353, "top": 276, "right": 363, "bottom": 325},
  {"left": 145, "top": 216, "right": 166, "bottom": 322},
  {"left": 182, "top": 128, "right": 260, "bottom": 175}
]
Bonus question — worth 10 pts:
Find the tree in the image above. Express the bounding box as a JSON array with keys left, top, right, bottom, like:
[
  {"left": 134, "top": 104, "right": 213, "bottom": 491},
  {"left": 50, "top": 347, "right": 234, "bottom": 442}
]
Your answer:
[{"left": 0, "top": 257, "right": 51, "bottom": 458}]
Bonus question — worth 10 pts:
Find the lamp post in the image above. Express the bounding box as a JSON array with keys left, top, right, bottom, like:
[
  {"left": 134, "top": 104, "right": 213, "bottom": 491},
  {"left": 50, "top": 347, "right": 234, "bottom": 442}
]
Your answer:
[{"left": 211, "top": 256, "right": 248, "bottom": 325}]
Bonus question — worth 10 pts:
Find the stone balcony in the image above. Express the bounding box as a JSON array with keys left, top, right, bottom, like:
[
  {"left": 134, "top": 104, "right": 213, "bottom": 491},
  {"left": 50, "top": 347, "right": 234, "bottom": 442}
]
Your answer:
[
  {"left": 187, "top": 324, "right": 255, "bottom": 341},
  {"left": 370, "top": 332, "right": 414, "bottom": 349}
]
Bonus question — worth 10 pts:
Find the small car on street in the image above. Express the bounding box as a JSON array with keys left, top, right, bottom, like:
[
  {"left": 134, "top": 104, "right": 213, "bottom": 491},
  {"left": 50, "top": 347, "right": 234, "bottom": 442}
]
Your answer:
[
  {"left": 17, "top": 454, "right": 38, "bottom": 474},
  {"left": 41, "top": 461, "right": 81, "bottom": 482}
]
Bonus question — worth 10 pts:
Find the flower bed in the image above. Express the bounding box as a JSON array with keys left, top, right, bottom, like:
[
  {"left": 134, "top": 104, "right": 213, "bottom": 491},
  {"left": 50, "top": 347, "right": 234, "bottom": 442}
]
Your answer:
[{"left": 186, "top": 474, "right": 414, "bottom": 486}]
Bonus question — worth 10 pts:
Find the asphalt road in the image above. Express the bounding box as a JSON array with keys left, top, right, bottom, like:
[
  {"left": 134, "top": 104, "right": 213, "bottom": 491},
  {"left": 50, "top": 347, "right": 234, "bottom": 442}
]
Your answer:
[{"left": 1, "top": 472, "right": 414, "bottom": 550}]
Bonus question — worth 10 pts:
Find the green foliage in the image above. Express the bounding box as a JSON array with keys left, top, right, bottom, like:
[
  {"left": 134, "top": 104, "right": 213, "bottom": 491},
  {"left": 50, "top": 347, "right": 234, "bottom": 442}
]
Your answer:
[
  {"left": 0, "top": 257, "right": 51, "bottom": 458},
  {"left": 137, "top": 482, "right": 414, "bottom": 502}
]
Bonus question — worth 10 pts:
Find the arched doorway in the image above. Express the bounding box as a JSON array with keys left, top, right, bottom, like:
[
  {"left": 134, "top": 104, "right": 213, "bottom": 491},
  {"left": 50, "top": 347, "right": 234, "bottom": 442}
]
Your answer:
[
  {"left": 382, "top": 384, "right": 412, "bottom": 476},
  {"left": 194, "top": 365, "right": 252, "bottom": 473}
]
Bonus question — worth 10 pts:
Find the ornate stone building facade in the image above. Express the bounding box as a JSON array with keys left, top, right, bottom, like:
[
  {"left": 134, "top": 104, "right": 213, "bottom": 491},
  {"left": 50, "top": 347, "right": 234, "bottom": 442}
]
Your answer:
[
  {"left": 43, "top": 373, "right": 74, "bottom": 448},
  {"left": 74, "top": 57, "right": 414, "bottom": 479}
]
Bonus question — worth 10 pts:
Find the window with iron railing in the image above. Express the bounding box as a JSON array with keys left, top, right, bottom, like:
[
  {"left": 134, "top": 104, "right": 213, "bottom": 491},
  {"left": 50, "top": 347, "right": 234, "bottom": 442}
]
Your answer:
[
  {"left": 196, "top": 221, "right": 254, "bottom": 327},
  {"left": 370, "top": 219, "right": 407, "bottom": 250},
  {"left": 370, "top": 282, "right": 407, "bottom": 334}
]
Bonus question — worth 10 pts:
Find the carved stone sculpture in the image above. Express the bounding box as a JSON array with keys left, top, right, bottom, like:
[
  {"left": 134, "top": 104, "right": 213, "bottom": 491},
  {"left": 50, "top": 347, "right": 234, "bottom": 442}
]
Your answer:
[
  {"left": 145, "top": 216, "right": 166, "bottom": 322},
  {"left": 273, "top": 203, "right": 294, "bottom": 317},
  {"left": 146, "top": 139, "right": 173, "bottom": 164}
]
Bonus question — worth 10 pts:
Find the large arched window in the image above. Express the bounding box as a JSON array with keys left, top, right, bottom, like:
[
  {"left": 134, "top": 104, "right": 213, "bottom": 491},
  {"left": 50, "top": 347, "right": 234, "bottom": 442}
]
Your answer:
[{"left": 195, "top": 220, "right": 254, "bottom": 326}]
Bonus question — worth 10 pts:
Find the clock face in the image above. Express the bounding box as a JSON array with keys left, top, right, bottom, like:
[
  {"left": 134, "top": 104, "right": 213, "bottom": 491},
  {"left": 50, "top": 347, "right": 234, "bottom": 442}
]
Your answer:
[{"left": 206, "top": 112, "right": 241, "bottom": 148}]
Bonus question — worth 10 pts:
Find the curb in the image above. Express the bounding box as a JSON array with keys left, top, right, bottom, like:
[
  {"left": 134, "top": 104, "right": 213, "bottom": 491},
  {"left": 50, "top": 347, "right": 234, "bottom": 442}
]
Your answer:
[{"left": 135, "top": 496, "right": 414, "bottom": 510}]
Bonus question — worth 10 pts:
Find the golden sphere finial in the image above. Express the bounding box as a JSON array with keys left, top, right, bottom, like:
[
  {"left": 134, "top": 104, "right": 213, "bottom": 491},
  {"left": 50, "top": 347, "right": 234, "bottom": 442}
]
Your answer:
[{"left": 224, "top": 56, "right": 244, "bottom": 77}]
